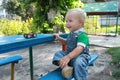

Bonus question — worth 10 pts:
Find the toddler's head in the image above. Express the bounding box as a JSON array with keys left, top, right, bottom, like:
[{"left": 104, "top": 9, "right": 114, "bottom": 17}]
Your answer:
[
  {"left": 66, "top": 8, "right": 86, "bottom": 23},
  {"left": 65, "top": 8, "right": 87, "bottom": 32}
]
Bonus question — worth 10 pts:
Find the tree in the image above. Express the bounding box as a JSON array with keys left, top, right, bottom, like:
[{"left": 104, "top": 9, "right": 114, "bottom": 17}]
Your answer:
[
  {"left": 2, "top": 0, "right": 35, "bottom": 20},
  {"left": 2, "top": 0, "right": 20, "bottom": 17},
  {"left": 3, "top": 0, "right": 84, "bottom": 33},
  {"left": 25, "top": 0, "right": 84, "bottom": 33}
]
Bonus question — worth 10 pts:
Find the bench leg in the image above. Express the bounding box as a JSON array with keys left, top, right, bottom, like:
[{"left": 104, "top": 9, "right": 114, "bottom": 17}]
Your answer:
[{"left": 11, "top": 63, "right": 15, "bottom": 80}]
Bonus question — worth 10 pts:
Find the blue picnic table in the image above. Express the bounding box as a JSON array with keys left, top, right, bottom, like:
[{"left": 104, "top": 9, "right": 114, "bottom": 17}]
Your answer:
[
  {"left": 0, "top": 34, "right": 98, "bottom": 80},
  {"left": 0, "top": 34, "right": 67, "bottom": 80}
]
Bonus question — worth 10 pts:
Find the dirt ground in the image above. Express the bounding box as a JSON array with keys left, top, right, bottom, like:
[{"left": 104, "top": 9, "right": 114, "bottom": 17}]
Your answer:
[{"left": 0, "top": 41, "right": 120, "bottom": 80}]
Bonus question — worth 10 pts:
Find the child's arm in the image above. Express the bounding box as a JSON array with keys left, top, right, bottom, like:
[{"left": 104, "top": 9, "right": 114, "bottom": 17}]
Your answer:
[
  {"left": 59, "top": 45, "right": 84, "bottom": 68},
  {"left": 67, "top": 45, "right": 84, "bottom": 59},
  {"left": 54, "top": 33, "right": 66, "bottom": 45}
]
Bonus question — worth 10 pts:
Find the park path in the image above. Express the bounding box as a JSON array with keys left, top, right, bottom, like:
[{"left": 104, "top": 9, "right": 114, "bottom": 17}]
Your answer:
[{"left": 0, "top": 35, "right": 120, "bottom": 80}]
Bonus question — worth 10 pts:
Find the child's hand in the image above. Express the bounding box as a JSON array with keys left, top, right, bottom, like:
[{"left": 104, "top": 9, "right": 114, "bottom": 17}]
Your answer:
[
  {"left": 54, "top": 33, "right": 60, "bottom": 40},
  {"left": 59, "top": 55, "right": 71, "bottom": 68}
]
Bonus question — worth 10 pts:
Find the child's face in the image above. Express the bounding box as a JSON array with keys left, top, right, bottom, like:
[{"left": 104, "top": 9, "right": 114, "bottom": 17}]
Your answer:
[{"left": 65, "top": 13, "right": 82, "bottom": 32}]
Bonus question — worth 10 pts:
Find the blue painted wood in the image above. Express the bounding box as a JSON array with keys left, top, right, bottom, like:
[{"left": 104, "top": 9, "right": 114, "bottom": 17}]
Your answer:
[
  {"left": 38, "top": 68, "right": 73, "bottom": 80},
  {"left": 88, "top": 54, "right": 98, "bottom": 66},
  {"left": 0, "top": 34, "right": 67, "bottom": 80},
  {"left": 37, "top": 54, "right": 98, "bottom": 80},
  {"left": 0, "top": 55, "right": 22, "bottom": 66},
  {"left": 59, "top": 33, "right": 68, "bottom": 38},
  {"left": 0, "top": 34, "right": 55, "bottom": 54}
]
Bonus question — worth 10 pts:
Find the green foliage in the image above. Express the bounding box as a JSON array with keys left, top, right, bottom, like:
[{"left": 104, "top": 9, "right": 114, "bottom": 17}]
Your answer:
[
  {"left": 52, "top": 15, "right": 64, "bottom": 26},
  {"left": 106, "top": 47, "right": 120, "bottom": 65},
  {"left": 0, "top": 18, "right": 34, "bottom": 36},
  {"left": 84, "top": 15, "right": 100, "bottom": 29},
  {"left": 113, "top": 68, "right": 120, "bottom": 78},
  {"left": 105, "top": 47, "right": 120, "bottom": 78},
  {"left": 118, "top": 27, "right": 120, "bottom": 34},
  {"left": 85, "top": 25, "right": 120, "bottom": 35},
  {"left": 52, "top": 15, "right": 66, "bottom": 32},
  {"left": 2, "top": 0, "right": 84, "bottom": 33},
  {"left": 2, "top": 0, "right": 35, "bottom": 20},
  {"left": 27, "top": 0, "right": 84, "bottom": 33},
  {"left": 2, "top": 0, "right": 20, "bottom": 14}
]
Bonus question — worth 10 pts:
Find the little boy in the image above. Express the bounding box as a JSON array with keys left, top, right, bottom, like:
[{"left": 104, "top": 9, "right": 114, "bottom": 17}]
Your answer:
[{"left": 52, "top": 8, "right": 91, "bottom": 80}]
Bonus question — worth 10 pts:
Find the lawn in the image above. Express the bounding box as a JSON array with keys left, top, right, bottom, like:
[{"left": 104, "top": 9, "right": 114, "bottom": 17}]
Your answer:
[
  {"left": 105, "top": 47, "right": 120, "bottom": 78},
  {"left": 85, "top": 25, "right": 120, "bottom": 35}
]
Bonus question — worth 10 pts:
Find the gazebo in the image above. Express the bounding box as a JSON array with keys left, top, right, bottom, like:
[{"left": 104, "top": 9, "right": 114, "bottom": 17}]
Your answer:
[{"left": 83, "top": 1, "right": 119, "bottom": 36}]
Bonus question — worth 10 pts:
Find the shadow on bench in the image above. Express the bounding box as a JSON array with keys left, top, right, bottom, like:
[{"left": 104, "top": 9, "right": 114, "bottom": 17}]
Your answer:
[{"left": 37, "top": 54, "right": 98, "bottom": 80}]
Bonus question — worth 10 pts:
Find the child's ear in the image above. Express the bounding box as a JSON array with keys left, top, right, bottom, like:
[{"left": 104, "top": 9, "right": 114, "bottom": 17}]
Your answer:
[{"left": 79, "top": 20, "right": 84, "bottom": 25}]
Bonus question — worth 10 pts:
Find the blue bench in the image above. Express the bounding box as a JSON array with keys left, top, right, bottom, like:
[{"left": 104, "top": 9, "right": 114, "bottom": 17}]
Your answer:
[
  {"left": 37, "top": 54, "right": 98, "bottom": 80},
  {"left": 0, "top": 55, "right": 23, "bottom": 80},
  {"left": 88, "top": 54, "right": 98, "bottom": 66}
]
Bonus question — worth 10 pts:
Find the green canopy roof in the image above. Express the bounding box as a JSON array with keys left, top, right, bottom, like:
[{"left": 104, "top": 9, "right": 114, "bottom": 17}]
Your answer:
[{"left": 83, "top": 1, "right": 119, "bottom": 15}]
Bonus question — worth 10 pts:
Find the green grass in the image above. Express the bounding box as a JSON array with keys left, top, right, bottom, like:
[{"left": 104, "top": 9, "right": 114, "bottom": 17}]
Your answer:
[
  {"left": 106, "top": 47, "right": 120, "bottom": 65},
  {"left": 85, "top": 25, "right": 120, "bottom": 35},
  {"left": 105, "top": 47, "right": 120, "bottom": 78},
  {"left": 113, "top": 68, "right": 120, "bottom": 78}
]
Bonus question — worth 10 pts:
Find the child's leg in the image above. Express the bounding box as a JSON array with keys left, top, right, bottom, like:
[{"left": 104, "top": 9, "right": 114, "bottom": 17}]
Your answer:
[
  {"left": 52, "top": 50, "right": 66, "bottom": 66},
  {"left": 73, "top": 54, "right": 90, "bottom": 80}
]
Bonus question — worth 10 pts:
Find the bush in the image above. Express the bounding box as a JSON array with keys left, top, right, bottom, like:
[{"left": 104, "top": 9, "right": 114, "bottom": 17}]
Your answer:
[
  {"left": 84, "top": 15, "right": 101, "bottom": 29},
  {"left": 0, "top": 18, "right": 33, "bottom": 36}
]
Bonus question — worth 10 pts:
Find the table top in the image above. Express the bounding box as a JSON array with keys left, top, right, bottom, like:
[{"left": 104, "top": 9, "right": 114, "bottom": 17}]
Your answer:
[{"left": 0, "top": 34, "right": 55, "bottom": 54}]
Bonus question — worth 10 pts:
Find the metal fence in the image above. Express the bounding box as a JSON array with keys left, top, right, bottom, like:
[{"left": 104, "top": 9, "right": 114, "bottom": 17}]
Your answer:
[{"left": 85, "top": 15, "right": 120, "bottom": 36}]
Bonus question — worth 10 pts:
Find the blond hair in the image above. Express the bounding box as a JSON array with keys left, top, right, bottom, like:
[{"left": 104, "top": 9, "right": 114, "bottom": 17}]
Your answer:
[{"left": 66, "top": 8, "right": 87, "bottom": 22}]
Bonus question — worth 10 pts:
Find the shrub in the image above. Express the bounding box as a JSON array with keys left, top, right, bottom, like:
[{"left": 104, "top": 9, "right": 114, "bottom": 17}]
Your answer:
[{"left": 0, "top": 18, "right": 33, "bottom": 36}]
